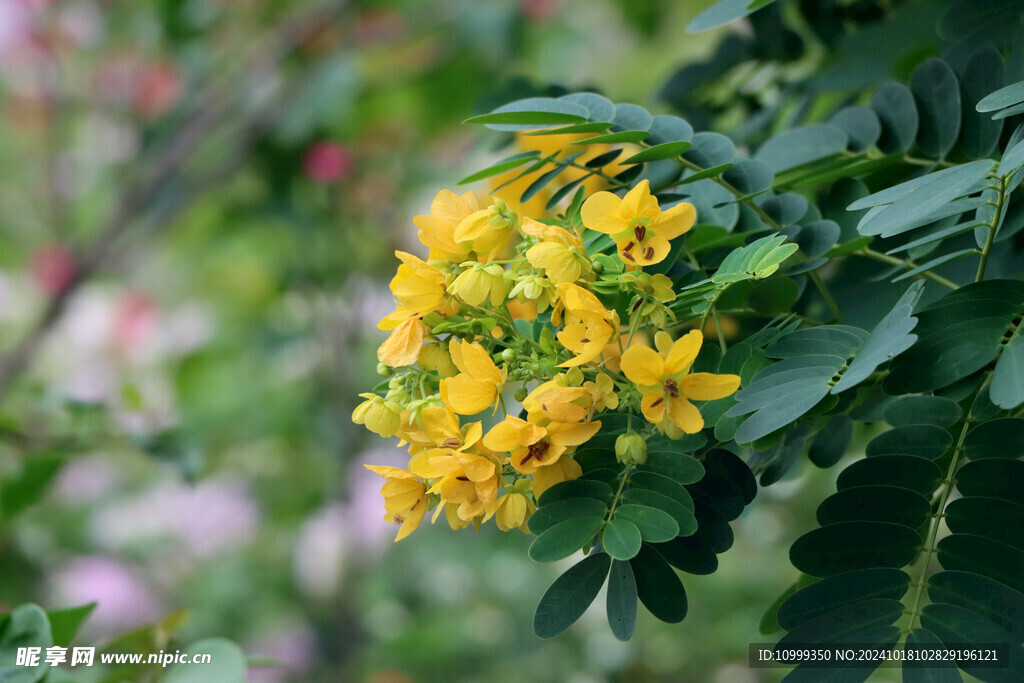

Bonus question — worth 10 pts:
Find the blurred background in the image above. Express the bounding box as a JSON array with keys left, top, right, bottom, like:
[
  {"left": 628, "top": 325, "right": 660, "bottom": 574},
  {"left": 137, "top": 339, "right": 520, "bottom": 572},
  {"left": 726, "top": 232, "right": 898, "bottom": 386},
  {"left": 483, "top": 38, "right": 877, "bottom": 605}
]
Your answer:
[{"left": 0, "top": 0, "right": 908, "bottom": 680}]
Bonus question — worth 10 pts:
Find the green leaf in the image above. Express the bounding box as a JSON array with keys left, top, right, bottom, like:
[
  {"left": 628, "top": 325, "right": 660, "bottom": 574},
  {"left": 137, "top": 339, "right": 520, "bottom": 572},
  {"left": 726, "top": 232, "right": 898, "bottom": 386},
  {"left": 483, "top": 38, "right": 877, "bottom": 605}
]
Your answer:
[
  {"left": 777, "top": 568, "right": 910, "bottom": 631},
  {"left": 611, "top": 103, "right": 653, "bottom": 132},
  {"left": 651, "top": 535, "right": 718, "bottom": 575},
  {"left": 977, "top": 79, "right": 1024, "bottom": 112},
  {"left": 903, "top": 628, "right": 961, "bottom": 682},
  {"left": 828, "top": 106, "right": 881, "bottom": 153},
  {"left": 927, "top": 570, "right": 1024, "bottom": 640},
  {"left": 938, "top": 534, "right": 1024, "bottom": 594},
  {"left": 722, "top": 157, "right": 773, "bottom": 195},
  {"left": 703, "top": 449, "right": 757, "bottom": 505},
  {"left": 757, "top": 192, "right": 809, "bottom": 225},
  {"left": 559, "top": 92, "right": 616, "bottom": 122},
  {"left": 887, "top": 280, "right": 1024, "bottom": 393},
  {"left": 47, "top": 604, "right": 95, "bottom": 648},
  {"left": 630, "top": 545, "right": 687, "bottom": 623},
  {"left": 809, "top": 415, "right": 853, "bottom": 468},
  {"left": 871, "top": 82, "right": 920, "bottom": 153},
  {"left": 465, "top": 97, "right": 589, "bottom": 130},
  {"left": 945, "top": 497, "right": 1024, "bottom": 552},
  {"left": 754, "top": 125, "right": 849, "bottom": 173},
  {"left": 795, "top": 220, "right": 841, "bottom": 258},
  {"left": 910, "top": 59, "right": 961, "bottom": 159},
  {"left": 964, "top": 418, "right": 1024, "bottom": 460},
  {"left": 960, "top": 47, "right": 1005, "bottom": 159},
  {"left": 865, "top": 424, "right": 952, "bottom": 460},
  {"left": 837, "top": 455, "right": 943, "bottom": 497},
  {"left": 919, "top": 603, "right": 1024, "bottom": 677},
  {"left": 528, "top": 516, "right": 605, "bottom": 563},
  {"left": 748, "top": 277, "right": 799, "bottom": 316},
  {"left": 457, "top": 151, "right": 541, "bottom": 185},
  {"left": 790, "top": 521, "right": 922, "bottom": 577},
  {"left": 886, "top": 220, "right": 984, "bottom": 254},
  {"left": 892, "top": 248, "right": 976, "bottom": 282},
  {"left": 521, "top": 154, "right": 580, "bottom": 202},
  {"left": 854, "top": 161, "right": 995, "bottom": 237},
  {"left": 713, "top": 233, "right": 799, "bottom": 284},
  {"left": 570, "top": 130, "right": 650, "bottom": 145},
  {"left": 528, "top": 498, "right": 609, "bottom": 535},
  {"left": 613, "top": 505, "right": 678, "bottom": 543},
  {"left": 683, "top": 132, "right": 735, "bottom": 169},
  {"left": 0, "top": 453, "right": 65, "bottom": 521},
  {"left": 533, "top": 553, "right": 611, "bottom": 639},
  {"left": 164, "top": 638, "right": 247, "bottom": 683},
  {"left": 0, "top": 604, "right": 52, "bottom": 683},
  {"left": 621, "top": 141, "right": 691, "bottom": 164},
  {"left": 627, "top": 471, "right": 695, "bottom": 511},
  {"left": 955, "top": 459, "right": 1024, "bottom": 504},
  {"left": 538, "top": 479, "right": 614, "bottom": 506},
  {"left": 621, "top": 489, "right": 697, "bottom": 535},
  {"left": 816, "top": 485, "right": 931, "bottom": 529},
  {"left": 638, "top": 451, "right": 705, "bottom": 485},
  {"left": 522, "top": 122, "right": 613, "bottom": 136},
  {"left": 688, "top": 0, "right": 762, "bottom": 32},
  {"left": 991, "top": 332, "right": 1024, "bottom": 409},
  {"left": 777, "top": 598, "right": 905, "bottom": 645},
  {"left": 606, "top": 560, "right": 638, "bottom": 641},
  {"left": 648, "top": 115, "right": 694, "bottom": 144},
  {"left": 678, "top": 163, "right": 734, "bottom": 185},
  {"left": 602, "top": 519, "right": 642, "bottom": 560},
  {"left": 883, "top": 395, "right": 962, "bottom": 427}
]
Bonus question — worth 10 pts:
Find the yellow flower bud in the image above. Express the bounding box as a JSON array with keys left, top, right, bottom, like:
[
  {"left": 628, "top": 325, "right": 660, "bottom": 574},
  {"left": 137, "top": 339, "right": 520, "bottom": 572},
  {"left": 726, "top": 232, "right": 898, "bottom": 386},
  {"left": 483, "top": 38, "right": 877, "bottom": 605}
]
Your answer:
[
  {"left": 449, "top": 263, "right": 507, "bottom": 307},
  {"left": 615, "top": 432, "right": 648, "bottom": 466},
  {"left": 352, "top": 394, "right": 402, "bottom": 438},
  {"left": 419, "top": 342, "right": 458, "bottom": 378}
]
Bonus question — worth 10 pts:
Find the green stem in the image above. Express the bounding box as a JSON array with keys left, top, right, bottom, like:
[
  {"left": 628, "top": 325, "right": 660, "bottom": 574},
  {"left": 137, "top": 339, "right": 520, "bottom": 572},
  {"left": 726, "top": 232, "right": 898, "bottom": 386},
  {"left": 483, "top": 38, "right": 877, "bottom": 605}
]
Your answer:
[
  {"left": 604, "top": 461, "right": 633, "bottom": 525},
  {"left": 809, "top": 271, "right": 842, "bottom": 322},
  {"left": 975, "top": 174, "right": 1006, "bottom": 283},
  {"left": 903, "top": 374, "right": 990, "bottom": 634},
  {"left": 856, "top": 248, "right": 959, "bottom": 290}
]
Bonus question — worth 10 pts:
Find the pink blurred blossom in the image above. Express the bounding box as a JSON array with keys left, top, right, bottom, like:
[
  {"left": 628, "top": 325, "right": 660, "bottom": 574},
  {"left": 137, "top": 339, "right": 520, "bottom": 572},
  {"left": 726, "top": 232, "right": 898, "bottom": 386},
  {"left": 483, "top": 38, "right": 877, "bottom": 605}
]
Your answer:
[
  {"left": 293, "top": 503, "right": 348, "bottom": 598},
  {"left": 520, "top": 0, "right": 562, "bottom": 21},
  {"left": 133, "top": 61, "right": 182, "bottom": 120},
  {"left": 247, "top": 621, "right": 317, "bottom": 683},
  {"left": 92, "top": 478, "right": 260, "bottom": 559},
  {"left": 110, "top": 291, "right": 157, "bottom": 356},
  {"left": 53, "top": 454, "right": 122, "bottom": 504},
  {"left": 303, "top": 142, "right": 352, "bottom": 184},
  {"left": 30, "top": 244, "right": 75, "bottom": 294},
  {"left": 49, "top": 556, "right": 163, "bottom": 633}
]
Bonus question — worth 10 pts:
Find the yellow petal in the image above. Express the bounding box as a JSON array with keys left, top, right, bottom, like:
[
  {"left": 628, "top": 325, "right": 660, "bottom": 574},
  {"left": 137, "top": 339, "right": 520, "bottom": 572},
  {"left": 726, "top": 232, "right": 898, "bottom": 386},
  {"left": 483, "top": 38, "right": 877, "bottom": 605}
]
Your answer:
[
  {"left": 364, "top": 465, "right": 416, "bottom": 479},
  {"left": 440, "top": 375, "right": 495, "bottom": 415},
  {"left": 664, "top": 330, "right": 703, "bottom": 376},
  {"left": 430, "top": 188, "right": 474, "bottom": 226},
  {"left": 456, "top": 452, "right": 496, "bottom": 482},
  {"left": 462, "top": 421, "right": 483, "bottom": 448},
  {"left": 620, "top": 344, "right": 665, "bottom": 386},
  {"left": 653, "top": 201, "right": 696, "bottom": 240},
  {"left": 458, "top": 342, "right": 502, "bottom": 384},
  {"left": 668, "top": 397, "right": 704, "bottom": 434},
  {"left": 654, "top": 331, "right": 673, "bottom": 355},
  {"left": 640, "top": 390, "right": 667, "bottom": 423},
  {"left": 483, "top": 416, "right": 544, "bottom": 452},
  {"left": 495, "top": 494, "right": 527, "bottom": 532},
  {"left": 532, "top": 457, "right": 581, "bottom": 499},
  {"left": 394, "top": 496, "right": 427, "bottom": 542},
  {"left": 580, "top": 191, "right": 628, "bottom": 235},
  {"left": 526, "top": 243, "right": 580, "bottom": 285},
  {"left": 679, "top": 372, "right": 741, "bottom": 401},
  {"left": 376, "top": 318, "right": 425, "bottom": 367},
  {"left": 453, "top": 209, "right": 492, "bottom": 242},
  {"left": 622, "top": 179, "right": 659, "bottom": 218},
  {"left": 546, "top": 419, "right": 602, "bottom": 448}
]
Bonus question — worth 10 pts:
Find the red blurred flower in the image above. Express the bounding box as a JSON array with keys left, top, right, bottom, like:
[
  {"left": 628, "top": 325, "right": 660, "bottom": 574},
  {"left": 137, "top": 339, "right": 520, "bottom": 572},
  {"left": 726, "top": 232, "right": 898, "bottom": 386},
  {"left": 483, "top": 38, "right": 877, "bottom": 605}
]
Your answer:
[
  {"left": 31, "top": 243, "right": 75, "bottom": 294},
  {"left": 303, "top": 142, "right": 353, "bottom": 184}
]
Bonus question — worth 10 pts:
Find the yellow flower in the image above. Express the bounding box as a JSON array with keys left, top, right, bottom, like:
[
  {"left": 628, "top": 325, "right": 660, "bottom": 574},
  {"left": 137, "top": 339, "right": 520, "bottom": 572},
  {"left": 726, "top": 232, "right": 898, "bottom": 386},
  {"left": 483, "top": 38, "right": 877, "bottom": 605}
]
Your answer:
[
  {"left": 395, "top": 405, "right": 459, "bottom": 452},
  {"left": 620, "top": 330, "right": 740, "bottom": 435},
  {"left": 449, "top": 262, "right": 507, "bottom": 307},
  {"left": 583, "top": 373, "right": 619, "bottom": 413},
  {"left": 581, "top": 179, "right": 696, "bottom": 267},
  {"left": 508, "top": 272, "right": 557, "bottom": 314},
  {"left": 389, "top": 251, "right": 448, "bottom": 315},
  {"left": 413, "top": 189, "right": 478, "bottom": 261},
  {"left": 377, "top": 318, "right": 427, "bottom": 368},
  {"left": 507, "top": 299, "right": 538, "bottom": 322},
  {"left": 454, "top": 198, "right": 516, "bottom": 259},
  {"left": 439, "top": 339, "right": 506, "bottom": 415},
  {"left": 352, "top": 393, "right": 402, "bottom": 438},
  {"left": 533, "top": 456, "right": 583, "bottom": 499},
  {"left": 523, "top": 218, "right": 590, "bottom": 285},
  {"left": 419, "top": 341, "right": 458, "bottom": 378},
  {"left": 363, "top": 465, "right": 429, "bottom": 542},
  {"left": 522, "top": 382, "right": 591, "bottom": 423},
  {"left": 487, "top": 492, "right": 535, "bottom": 532},
  {"left": 483, "top": 415, "right": 600, "bottom": 475},
  {"left": 555, "top": 282, "right": 616, "bottom": 368}
]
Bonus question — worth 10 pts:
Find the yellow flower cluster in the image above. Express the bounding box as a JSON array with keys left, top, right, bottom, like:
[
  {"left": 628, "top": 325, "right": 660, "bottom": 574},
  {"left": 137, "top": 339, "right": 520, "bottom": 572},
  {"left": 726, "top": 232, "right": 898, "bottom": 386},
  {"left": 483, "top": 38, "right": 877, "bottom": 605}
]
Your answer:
[{"left": 354, "top": 176, "right": 741, "bottom": 541}]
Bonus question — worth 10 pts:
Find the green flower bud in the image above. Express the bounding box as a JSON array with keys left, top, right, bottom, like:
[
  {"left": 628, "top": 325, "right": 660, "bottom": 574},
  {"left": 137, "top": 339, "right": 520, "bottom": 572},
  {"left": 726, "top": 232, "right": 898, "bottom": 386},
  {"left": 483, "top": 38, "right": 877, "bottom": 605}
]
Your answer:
[
  {"left": 377, "top": 362, "right": 394, "bottom": 377},
  {"left": 513, "top": 387, "right": 528, "bottom": 402},
  {"left": 501, "top": 348, "right": 517, "bottom": 363},
  {"left": 615, "top": 432, "right": 648, "bottom": 466}
]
